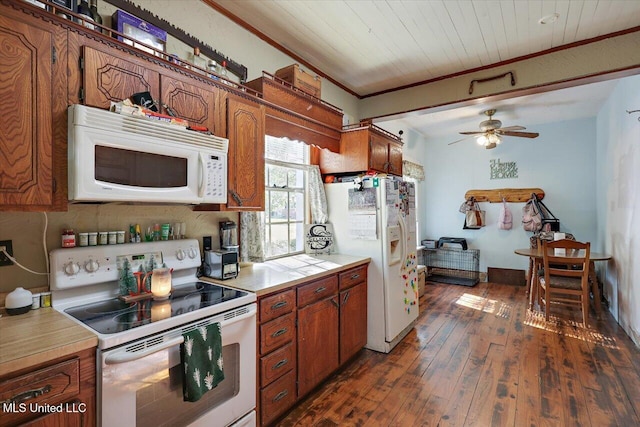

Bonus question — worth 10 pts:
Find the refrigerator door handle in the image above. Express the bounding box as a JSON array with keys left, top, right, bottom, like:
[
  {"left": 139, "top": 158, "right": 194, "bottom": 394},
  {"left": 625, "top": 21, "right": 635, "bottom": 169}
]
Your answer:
[{"left": 398, "top": 215, "right": 408, "bottom": 269}]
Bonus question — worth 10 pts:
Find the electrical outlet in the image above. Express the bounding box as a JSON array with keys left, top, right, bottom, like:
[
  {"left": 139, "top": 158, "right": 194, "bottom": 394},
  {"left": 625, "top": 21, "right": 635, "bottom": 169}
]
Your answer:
[{"left": 0, "top": 240, "right": 14, "bottom": 267}]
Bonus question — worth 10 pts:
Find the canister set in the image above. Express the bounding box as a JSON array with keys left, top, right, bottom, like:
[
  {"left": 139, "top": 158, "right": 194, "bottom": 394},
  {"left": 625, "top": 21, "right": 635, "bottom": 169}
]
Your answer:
[{"left": 61, "top": 222, "right": 187, "bottom": 249}]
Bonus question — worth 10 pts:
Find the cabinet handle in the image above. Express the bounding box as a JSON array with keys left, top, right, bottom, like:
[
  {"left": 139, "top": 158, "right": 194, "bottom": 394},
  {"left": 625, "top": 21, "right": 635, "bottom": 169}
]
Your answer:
[
  {"left": 271, "top": 328, "right": 288, "bottom": 338},
  {"left": 271, "top": 301, "right": 288, "bottom": 310},
  {"left": 230, "top": 190, "right": 243, "bottom": 206},
  {"left": 272, "top": 358, "right": 289, "bottom": 370},
  {"left": 314, "top": 286, "right": 326, "bottom": 294},
  {"left": 273, "top": 389, "right": 289, "bottom": 402},
  {"left": 1, "top": 384, "right": 52, "bottom": 405},
  {"left": 343, "top": 291, "right": 350, "bottom": 305},
  {"left": 331, "top": 297, "right": 339, "bottom": 308},
  {"left": 350, "top": 273, "right": 360, "bottom": 280}
]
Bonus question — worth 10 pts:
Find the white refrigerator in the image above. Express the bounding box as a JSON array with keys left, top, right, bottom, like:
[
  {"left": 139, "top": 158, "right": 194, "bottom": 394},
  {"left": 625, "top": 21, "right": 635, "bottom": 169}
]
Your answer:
[{"left": 325, "top": 178, "right": 419, "bottom": 353}]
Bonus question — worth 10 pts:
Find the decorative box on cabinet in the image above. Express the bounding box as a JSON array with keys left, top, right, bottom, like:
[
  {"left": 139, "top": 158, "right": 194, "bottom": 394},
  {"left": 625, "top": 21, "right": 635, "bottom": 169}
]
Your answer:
[
  {"left": 319, "top": 123, "right": 403, "bottom": 176},
  {"left": 0, "top": 2, "right": 68, "bottom": 211}
]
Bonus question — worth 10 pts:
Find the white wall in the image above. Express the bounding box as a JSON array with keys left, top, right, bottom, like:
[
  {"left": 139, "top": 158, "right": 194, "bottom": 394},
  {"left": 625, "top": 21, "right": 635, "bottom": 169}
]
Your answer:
[
  {"left": 596, "top": 76, "right": 640, "bottom": 346},
  {"left": 412, "top": 118, "right": 598, "bottom": 274}
]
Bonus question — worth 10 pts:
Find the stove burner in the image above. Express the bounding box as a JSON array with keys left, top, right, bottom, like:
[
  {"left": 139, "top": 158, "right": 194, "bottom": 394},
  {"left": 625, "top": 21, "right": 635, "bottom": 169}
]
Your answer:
[
  {"left": 84, "top": 300, "right": 137, "bottom": 315},
  {"left": 114, "top": 309, "right": 152, "bottom": 326}
]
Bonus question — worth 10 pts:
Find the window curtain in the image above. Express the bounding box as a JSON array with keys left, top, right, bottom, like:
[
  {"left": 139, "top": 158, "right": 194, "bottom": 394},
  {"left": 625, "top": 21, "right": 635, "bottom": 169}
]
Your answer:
[
  {"left": 402, "top": 160, "right": 425, "bottom": 181},
  {"left": 240, "top": 211, "right": 265, "bottom": 263},
  {"left": 240, "top": 165, "right": 328, "bottom": 263},
  {"left": 307, "top": 165, "right": 328, "bottom": 224}
]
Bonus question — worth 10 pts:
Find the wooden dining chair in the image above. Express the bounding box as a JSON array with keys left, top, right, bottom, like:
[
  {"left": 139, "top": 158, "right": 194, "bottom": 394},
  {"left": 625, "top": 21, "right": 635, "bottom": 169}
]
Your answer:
[{"left": 539, "top": 239, "right": 591, "bottom": 325}]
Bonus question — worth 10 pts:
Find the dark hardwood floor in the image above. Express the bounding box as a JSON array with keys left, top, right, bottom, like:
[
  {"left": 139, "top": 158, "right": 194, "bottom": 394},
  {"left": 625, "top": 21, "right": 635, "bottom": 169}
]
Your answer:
[{"left": 278, "top": 281, "right": 640, "bottom": 426}]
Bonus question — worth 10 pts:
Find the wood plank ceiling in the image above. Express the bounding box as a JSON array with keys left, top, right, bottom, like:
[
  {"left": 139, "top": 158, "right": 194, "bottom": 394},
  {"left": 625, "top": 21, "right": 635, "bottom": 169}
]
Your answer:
[{"left": 211, "top": 0, "right": 640, "bottom": 97}]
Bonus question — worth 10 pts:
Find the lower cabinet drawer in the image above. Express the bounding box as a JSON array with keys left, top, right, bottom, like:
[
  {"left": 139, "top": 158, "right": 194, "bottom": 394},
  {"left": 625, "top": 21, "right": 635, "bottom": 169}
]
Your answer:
[
  {"left": 260, "top": 342, "right": 295, "bottom": 388},
  {"left": 0, "top": 358, "right": 80, "bottom": 427},
  {"left": 260, "top": 312, "right": 295, "bottom": 355},
  {"left": 260, "top": 370, "right": 296, "bottom": 426}
]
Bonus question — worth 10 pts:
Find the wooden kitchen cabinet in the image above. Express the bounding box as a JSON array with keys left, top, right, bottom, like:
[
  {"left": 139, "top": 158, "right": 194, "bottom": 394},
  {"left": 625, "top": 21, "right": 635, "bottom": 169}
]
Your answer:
[
  {"left": 221, "top": 94, "right": 266, "bottom": 211},
  {"left": 0, "top": 347, "right": 96, "bottom": 427},
  {"left": 297, "top": 294, "right": 340, "bottom": 398},
  {"left": 319, "top": 123, "right": 404, "bottom": 176},
  {"left": 255, "top": 263, "right": 369, "bottom": 425},
  {"left": 81, "top": 45, "right": 160, "bottom": 110},
  {"left": 160, "top": 73, "right": 220, "bottom": 135},
  {"left": 257, "top": 289, "right": 296, "bottom": 426},
  {"left": 339, "top": 265, "right": 368, "bottom": 364},
  {"left": 0, "top": 2, "right": 68, "bottom": 211}
]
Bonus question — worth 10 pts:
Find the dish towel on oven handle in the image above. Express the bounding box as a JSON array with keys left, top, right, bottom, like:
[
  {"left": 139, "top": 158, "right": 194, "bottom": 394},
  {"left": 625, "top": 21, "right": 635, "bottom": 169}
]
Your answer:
[{"left": 181, "top": 322, "right": 224, "bottom": 402}]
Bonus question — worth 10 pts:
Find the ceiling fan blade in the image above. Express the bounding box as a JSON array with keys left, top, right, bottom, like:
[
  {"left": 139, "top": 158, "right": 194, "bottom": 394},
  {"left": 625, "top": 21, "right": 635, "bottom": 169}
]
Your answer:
[
  {"left": 448, "top": 135, "right": 475, "bottom": 145},
  {"left": 499, "top": 125, "right": 526, "bottom": 131},
  {"left": 459, "top": 131, "right": 484, "bottom": 135},
  {"left": 498, "top": 131, "right": 539, "bottom": 138}
]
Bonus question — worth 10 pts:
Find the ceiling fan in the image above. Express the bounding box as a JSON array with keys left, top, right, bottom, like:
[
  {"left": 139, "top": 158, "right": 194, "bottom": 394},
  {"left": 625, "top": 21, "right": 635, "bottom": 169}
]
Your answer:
[{"left": 449, "top": 109, "right": 539, "bottom": 149}]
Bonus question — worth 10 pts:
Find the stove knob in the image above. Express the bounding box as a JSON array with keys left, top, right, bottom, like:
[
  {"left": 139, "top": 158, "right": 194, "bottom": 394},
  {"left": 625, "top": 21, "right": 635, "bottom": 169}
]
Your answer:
[
  {"left": 63, "top": 262, "right": 81, "bottom": 276},
  {"left": 84, "top": 259, "right": 100, "bottom": 273},
  {"left": 176, "top": 249, "right": 186, "bottom": 261},
  {"left": 187, "top": 247, "right": 197, "bottom": 259}
]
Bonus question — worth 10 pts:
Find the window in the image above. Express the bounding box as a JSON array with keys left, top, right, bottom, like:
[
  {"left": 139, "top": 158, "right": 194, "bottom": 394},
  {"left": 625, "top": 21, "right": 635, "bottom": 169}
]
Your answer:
[{"left": 264, "top": 136, "right": 309, "bottom": 259}]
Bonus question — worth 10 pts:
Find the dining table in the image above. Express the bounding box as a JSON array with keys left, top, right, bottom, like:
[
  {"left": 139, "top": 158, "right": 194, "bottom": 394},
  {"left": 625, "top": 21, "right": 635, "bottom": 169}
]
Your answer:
[{"left": 514, "top": 247, "right": 612, "bottom": 316}]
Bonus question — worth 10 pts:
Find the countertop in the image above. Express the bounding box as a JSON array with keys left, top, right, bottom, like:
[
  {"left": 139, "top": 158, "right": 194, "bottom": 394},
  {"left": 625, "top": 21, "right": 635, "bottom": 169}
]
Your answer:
[
  {"left": 0, "top": 308, "right": 98, "bottom": 377},
  {"left": 201, "top": 253, "right": 371, "bottom": 296}
]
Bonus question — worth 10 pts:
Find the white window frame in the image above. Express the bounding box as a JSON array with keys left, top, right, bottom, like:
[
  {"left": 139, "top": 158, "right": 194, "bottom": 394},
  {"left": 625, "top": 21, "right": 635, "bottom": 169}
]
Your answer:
[{"left": 263, "top": 139, "right": 309, "bottom": 260}]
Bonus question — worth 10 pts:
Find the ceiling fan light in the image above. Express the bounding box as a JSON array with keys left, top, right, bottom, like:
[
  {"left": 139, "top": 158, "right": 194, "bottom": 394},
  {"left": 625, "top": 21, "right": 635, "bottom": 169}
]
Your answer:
[
  {"left": 476, "top": 135, "right": 488, "bottom": 146},
  {"left": 488, "top": 133, "right": 501, "bottom": 145}
]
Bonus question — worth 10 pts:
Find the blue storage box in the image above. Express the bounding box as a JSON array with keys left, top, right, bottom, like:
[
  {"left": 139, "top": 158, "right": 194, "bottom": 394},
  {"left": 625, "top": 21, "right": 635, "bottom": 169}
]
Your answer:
[{"left": 112, "top": 10, "right": 167, "bottom": 55}]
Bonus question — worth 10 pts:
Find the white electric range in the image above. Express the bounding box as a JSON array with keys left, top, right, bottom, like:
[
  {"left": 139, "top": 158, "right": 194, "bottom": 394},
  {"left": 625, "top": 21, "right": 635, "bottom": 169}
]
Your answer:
[{"left": 50, "top": 239, "right": 256, "bottom": 427}]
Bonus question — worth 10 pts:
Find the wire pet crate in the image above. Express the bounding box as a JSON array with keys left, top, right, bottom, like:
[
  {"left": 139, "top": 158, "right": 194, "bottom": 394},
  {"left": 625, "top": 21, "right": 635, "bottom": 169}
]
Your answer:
[{"left": 424, "top": 248, "right": 480, "bottom": 287}]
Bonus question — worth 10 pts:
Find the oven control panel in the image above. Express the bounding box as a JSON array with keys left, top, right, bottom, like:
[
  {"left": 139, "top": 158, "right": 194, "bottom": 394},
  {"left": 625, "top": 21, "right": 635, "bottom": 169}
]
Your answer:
[{"left": 50, "top": 239, "right": 201, "bottom": 290}]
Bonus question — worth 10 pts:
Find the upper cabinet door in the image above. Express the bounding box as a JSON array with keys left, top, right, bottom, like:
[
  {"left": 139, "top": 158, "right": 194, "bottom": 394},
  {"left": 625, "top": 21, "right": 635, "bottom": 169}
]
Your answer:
[
  {"left": 225, "top": 95, "right": 265, "bottom": 211},
  {"left": 82, "top": 45, "right": 160, "bottom": 109},
  {"left": 368, "top": 133, "right": 389, "bottom": 172},
  {"left": 388, "top": 141, "right": 403, "bottom": 176},
  {"left": 0, "top": 13, "right": 54, "bottom": 208},
  {"left": 160, "top": 74, "right": 220, "bottom": 135}
]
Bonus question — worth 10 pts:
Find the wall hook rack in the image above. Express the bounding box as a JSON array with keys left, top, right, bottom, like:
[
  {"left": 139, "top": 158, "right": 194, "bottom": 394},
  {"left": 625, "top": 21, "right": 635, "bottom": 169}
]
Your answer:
[
  {"left": 464, "top": 188, "right": 545, "bottom": 203},
  {"left": 626, "top": 109, "right": 640, "bottom": 121}
]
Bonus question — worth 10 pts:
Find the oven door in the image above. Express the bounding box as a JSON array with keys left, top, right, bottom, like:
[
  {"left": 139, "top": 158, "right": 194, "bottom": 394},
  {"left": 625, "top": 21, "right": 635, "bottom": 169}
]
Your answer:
[{"left": 99, "top": 304, "right": 256, "bottom": 427}]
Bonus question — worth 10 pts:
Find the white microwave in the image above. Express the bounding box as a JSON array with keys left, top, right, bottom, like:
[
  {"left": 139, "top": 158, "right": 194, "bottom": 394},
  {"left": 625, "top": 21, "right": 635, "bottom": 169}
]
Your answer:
[{"left": 68, "top": 104, "right": 227, "bottom": 204}]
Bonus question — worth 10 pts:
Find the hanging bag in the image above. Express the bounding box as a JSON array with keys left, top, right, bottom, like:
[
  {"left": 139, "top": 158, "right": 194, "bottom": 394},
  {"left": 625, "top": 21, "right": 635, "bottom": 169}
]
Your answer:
[
  {"left": 522, "top": 194, "right": 542, "bottom": 232},
  {"left": 463, "top": 198, "right": 485, "bottom": 229},
  {"left": 497, "top": 199, "right": 513, "bottom": 230}
]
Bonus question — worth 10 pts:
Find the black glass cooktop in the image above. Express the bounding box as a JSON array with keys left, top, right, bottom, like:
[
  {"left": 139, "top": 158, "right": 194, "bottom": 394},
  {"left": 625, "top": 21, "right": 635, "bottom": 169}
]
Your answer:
[{"left": 64, "top": 281, "right": 248, "bottom": 335}]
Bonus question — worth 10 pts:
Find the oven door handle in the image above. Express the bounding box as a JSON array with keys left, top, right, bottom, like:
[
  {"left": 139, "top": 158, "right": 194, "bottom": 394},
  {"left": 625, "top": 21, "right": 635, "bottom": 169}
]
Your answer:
[{"left": 104, "top": 336, "right": 185, "bottom": 365}]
